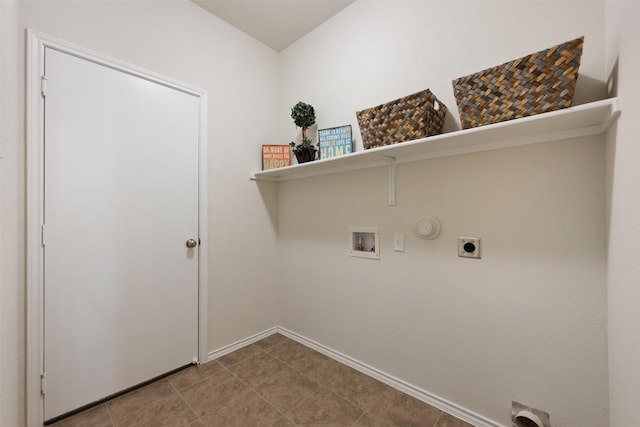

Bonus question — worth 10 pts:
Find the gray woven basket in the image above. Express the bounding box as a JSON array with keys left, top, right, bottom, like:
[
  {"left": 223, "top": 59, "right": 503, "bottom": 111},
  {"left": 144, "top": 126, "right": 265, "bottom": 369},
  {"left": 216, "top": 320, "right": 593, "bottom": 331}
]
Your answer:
[
  {"left": 452, "top": 37, "right": 584, "bottom": 129},
  {"left": 356, "top": 89, "right": 447, "bottom": 149}
]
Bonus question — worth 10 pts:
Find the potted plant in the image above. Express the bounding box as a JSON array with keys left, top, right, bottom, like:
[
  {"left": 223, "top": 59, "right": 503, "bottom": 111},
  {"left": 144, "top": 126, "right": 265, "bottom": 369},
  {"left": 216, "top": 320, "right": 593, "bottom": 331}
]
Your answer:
[{"left": 289, "top": 101, "right": 317, "bottom": 163}]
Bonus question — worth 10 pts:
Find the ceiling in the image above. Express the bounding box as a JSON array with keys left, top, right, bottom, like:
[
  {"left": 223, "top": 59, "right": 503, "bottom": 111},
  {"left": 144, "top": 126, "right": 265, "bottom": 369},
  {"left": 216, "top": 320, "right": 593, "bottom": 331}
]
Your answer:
[{"left": 192, "top": 0, "right": 355, "bottom": 52}]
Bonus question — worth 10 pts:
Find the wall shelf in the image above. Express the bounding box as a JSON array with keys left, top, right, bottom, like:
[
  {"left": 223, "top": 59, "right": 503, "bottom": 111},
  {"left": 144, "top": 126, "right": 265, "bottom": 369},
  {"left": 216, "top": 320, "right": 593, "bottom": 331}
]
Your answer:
[{"left": 250, "top": 98, "right": 621, "bottom": 194}]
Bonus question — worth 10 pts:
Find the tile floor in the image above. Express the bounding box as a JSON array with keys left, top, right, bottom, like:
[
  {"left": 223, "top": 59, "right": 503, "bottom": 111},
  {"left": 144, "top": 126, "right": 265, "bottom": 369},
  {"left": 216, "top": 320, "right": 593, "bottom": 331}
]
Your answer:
[{"left": 51, "top": 333, "right": 474, "bottom": 427}]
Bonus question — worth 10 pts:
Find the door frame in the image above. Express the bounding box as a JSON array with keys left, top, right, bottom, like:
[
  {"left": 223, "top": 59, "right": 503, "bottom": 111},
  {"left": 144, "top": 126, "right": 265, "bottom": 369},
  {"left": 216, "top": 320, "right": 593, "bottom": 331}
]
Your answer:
[{"left": 26, "top": 30, "right": 209, "bottom": 427}]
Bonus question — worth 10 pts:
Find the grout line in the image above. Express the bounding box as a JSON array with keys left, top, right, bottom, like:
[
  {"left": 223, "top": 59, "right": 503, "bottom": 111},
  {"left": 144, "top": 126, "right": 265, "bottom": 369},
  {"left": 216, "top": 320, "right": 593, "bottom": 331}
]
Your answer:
[
  {"left": 277, "top": 327, "right": 489, "bottom": 426},
  {"left": 253, "top": 336, "right": 373, "bottom": 426},
  {"left": 104, "top": 403, "right": 116, "bottom": 427},
  {"left": 57, "top": 332, "right": 473, "bottom": 427},
  {"left": 244, "top": 336, "right": 314, "bottom": 425},
  {"left": 190, "top": 342, "right": 289, "bottom": 423},
  {"left": 171, "top": 378, "right": 204, "bottom": 426},
  {"left": 349, "top": 410, "right": 367, "bottom": 427},
  {"left": 323, "top": 386, "right": 368, "bottom": 421},
  {"left": 274, "top": 333, "right": 459, "bottom": 427},
  {"left": 318, "top": 374, "right": 369, "bottom": 413},
  {"left": 219, "top": 343, "right": 297, "bottom": 425},
  {"left": 254, "top": 390, "right": 299, "bottom": 426}
]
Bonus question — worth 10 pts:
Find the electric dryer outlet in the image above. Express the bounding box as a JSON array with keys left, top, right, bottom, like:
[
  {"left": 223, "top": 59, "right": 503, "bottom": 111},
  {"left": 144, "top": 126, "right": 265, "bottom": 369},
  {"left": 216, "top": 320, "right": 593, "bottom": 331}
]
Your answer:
[{"left": 458, "top": 237, "right": 481, "bottom": 259}]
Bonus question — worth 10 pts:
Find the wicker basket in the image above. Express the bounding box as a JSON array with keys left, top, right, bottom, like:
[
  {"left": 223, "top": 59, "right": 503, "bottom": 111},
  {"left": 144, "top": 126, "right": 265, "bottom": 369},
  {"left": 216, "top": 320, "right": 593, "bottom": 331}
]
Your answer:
[
  {"left": 452, "top": 37, "right": 584, "bottom": 129},
  {"left": 356, "top": 89, "right": 447, "bottom": 149}
]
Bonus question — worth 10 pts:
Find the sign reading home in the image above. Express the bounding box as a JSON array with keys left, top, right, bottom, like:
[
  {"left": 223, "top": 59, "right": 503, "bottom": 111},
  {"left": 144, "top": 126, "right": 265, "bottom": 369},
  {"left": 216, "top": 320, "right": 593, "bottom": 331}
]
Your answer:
[{"left": 318, "top": 125, "right": 352, "bottom": 159}]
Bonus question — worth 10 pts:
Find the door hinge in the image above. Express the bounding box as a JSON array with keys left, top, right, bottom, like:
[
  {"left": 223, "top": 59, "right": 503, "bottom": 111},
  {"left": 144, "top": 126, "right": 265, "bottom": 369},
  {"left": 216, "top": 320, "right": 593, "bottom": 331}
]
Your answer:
[
  {"left": 40, "top": 373, "right": 46, "bottom": 396},
  {"left": 41, "top": 76, "right": 48, "bottom": 97},
  {"left": 41, "top": 224, "right": 46, "bottom": 246}
]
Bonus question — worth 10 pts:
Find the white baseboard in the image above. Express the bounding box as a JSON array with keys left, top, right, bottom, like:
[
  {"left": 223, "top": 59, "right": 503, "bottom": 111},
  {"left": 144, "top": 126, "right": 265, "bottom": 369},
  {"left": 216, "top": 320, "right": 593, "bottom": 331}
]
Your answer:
[
  {"left": 209, "top": 325, "right": 503, "bottom": 427},
  {"left": 207, "top": 326, "right": 278, "bottom": 361}
]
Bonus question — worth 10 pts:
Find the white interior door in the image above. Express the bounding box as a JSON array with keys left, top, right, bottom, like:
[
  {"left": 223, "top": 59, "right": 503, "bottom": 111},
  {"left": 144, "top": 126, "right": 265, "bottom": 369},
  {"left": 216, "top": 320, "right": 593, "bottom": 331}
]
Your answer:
[{"left": 43, "top": 47, "right": 200, "bottom": 420}]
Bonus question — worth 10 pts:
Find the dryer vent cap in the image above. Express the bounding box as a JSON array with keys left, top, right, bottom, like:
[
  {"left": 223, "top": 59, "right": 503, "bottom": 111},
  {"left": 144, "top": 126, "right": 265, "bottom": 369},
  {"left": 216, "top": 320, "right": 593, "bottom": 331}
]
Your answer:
[
  {"left": 511, "top": 401, "right": 550, "bottom": 427},
  {"left": 514, "top": 410, "right": 543, "bottom": 427}
]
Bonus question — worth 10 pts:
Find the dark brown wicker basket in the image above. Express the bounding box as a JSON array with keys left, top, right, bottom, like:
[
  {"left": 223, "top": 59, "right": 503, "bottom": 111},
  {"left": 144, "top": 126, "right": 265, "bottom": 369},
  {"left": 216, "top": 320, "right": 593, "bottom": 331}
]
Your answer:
[
  {"left": 356, "top": 89, "right": 447, "bottom": 149},
  {"left": 452, "top": 37, "right": 584, "bottom": 129}
]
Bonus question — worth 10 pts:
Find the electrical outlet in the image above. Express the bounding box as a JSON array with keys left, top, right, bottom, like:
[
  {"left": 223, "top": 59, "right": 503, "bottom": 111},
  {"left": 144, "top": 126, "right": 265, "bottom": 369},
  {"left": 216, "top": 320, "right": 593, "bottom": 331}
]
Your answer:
[
  {"left": 458, "top": 237, "right": 481, "bottom": 259},
  {"left": 394, "top": 233, "right": 405, "bottom": 252}
]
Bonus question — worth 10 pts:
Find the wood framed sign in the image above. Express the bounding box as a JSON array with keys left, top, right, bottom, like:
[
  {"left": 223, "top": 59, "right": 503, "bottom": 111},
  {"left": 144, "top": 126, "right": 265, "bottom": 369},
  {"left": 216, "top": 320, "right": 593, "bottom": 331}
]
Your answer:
[
  {"left": 262, "top": 145, "right": 291, "bottom": 170},
  {"left": 318, "top": 125, "right": 352, "bottom": 159}
]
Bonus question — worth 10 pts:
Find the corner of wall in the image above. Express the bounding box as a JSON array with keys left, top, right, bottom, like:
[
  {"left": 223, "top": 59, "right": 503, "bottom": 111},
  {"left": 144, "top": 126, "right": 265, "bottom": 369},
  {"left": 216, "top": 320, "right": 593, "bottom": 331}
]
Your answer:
[{"left": 604, "top": 2, "right": 640, "bottom": 426}]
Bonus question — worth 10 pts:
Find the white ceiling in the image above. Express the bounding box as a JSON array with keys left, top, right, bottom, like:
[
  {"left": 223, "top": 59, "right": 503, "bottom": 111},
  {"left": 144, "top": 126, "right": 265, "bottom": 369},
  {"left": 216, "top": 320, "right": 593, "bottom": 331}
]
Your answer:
[{"left": 192, "top": 0, "right": 355, "bottom": 52}]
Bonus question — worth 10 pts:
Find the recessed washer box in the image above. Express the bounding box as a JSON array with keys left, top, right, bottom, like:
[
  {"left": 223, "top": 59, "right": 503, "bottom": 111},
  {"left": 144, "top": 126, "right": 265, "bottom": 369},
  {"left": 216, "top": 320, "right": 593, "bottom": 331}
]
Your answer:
[{"left": 349, "top": 226, "right": 380, "bottom": 260}]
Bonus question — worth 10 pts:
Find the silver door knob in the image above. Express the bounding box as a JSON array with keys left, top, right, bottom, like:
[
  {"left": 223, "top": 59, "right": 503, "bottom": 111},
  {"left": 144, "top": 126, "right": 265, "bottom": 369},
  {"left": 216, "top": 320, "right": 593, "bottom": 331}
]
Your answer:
[{"left": 185, "top": 239, "right": 198, "bottom": 248}]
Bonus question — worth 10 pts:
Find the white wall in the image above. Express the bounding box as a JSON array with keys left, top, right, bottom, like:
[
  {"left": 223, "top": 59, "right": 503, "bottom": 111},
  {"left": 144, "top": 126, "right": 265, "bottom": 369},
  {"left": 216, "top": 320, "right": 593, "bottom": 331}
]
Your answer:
[
  {"left": 0, "top": 2, "right": 21, "bottom": 426},
  {"left": 0, "top": 1, "right": 280, "bottom": 425},
  {"left": 277, "top": 2, "right": 609, "bottom": 426},
  {"left": 2, "top": 1, "right": 627, "bottom": 426},
  {"left": 279, "top": 1, "right": 607, "bottom": 149},
  {"left": 605, "top": 2, "right": 640, "bottom": 426}
]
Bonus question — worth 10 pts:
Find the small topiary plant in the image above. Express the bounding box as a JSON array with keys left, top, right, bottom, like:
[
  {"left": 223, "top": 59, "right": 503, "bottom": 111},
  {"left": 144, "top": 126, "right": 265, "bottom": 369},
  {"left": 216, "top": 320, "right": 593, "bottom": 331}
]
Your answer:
[{"left": 289, "top": 102, "right": 317, "bottom": 163}]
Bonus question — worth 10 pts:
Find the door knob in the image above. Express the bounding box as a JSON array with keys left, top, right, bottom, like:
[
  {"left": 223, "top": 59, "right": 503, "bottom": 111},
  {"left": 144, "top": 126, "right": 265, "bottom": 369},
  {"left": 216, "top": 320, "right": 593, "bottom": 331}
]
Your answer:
[{"left": 185, "top": 239, "right": 198, "bottom": 248}]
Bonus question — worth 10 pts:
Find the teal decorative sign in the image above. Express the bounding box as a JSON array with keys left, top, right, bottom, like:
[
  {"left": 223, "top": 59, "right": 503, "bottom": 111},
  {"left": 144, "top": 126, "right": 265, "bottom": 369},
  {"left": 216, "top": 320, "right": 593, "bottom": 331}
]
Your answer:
[{"left": 318, "top": 125, "right": 352, "bottom": 159}]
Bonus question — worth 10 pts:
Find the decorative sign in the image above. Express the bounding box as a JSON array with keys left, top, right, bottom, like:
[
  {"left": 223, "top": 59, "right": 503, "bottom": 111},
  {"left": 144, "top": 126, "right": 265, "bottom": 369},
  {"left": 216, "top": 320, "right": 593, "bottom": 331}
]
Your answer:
[
  {"left": 318, "top": 125, "right": 352, "bottom": 159},
  {"left": 262, "top": 145, "right": 291, "bottom": 170}
]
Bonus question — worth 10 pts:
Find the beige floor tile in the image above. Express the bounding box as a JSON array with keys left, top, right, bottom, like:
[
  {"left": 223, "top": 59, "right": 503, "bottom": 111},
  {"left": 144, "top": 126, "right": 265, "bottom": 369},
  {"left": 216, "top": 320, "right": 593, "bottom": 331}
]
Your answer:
[
  {"left": 198, "top": 389, "right": 282, "bottom": 427},
  {"left": 285, "top": 350, "right": 347, "bottom": 385},
  {"left": 267, "top": 339, "right": 316, "bottom": 365},
  {"left": 53, "top": 339, "right": 476, "bottom": 427},
  {"left": 286, "top": 387, "right": 364, "bottom": 426},
  {"left": 435, "top": 412, "right": 475, "bottom": 427},
  {"left": 106, "top": 379, "right": 175, "bottom": 421},
  {"left": 351, "top": 412, "right": 394, "bottom": 427},
  {"left": 324, "top": 366, "right": 388, "bottom": 411},
  {"left": 368, "top": 387, "right": 443, "bottom": 427},
  {"left": 167, "top": 361, "right": 226, "bottom": 390},
  {"left": 246, "top": 416, "right": 297, "bottom": 426},
  {"left": 179, "top": 370, "right": 249, "bottom": 417},
  {"left": 50, "top": 404, "right": 112, "bottom": 427},
  {"left": 218, "top": 343, "right": 266, "bottom": 368},
  {"left": 227, "top": 351, "right": 288, "bottom": 388},
  {"left": 254, "top": 368, "right": 320, "bottom": 413},
  {"left": 111, "top": 393, "right": 196, "bottom": 427},
  {"left": 196, "top": 413, "right": 296, "bottom": 427},
  {"left": 253, "top": 333, "right": 291, "bottom": 350}
]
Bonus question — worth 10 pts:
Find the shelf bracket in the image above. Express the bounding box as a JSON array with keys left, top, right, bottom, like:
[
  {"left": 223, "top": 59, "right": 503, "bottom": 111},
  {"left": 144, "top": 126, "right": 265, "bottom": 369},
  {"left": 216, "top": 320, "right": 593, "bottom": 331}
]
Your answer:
[
  {"left": 383, "top": 156, "right": 396, "bottom": 206},
  {"left": 599, "top": 96, "right": 622, "bottom": 133}
]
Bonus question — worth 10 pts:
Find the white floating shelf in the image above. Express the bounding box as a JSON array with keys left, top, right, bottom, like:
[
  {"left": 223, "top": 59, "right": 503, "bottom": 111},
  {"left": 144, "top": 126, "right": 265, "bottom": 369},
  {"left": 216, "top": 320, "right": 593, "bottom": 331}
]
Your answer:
[{"left": 251, "top": 98, "right": 621, "bottom": 182}]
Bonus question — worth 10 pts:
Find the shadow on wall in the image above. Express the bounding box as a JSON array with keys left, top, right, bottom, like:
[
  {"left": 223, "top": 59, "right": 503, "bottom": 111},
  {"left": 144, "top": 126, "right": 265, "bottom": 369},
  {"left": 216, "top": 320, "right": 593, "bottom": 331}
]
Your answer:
[
  {"left": 574, "top": 73, "right": 609, "bottom": 105},
  {"left": 604, "top": 56, "right": 619, "bottom": 246},
  {"left": 442, "top": 109, "right": 461, "bottom": 133},
  {"left": 607, "top": 57, "right": 619, "bottom": 98},
  {"left": 256, "top": 180, "right": 279, "bottom": 233}
]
